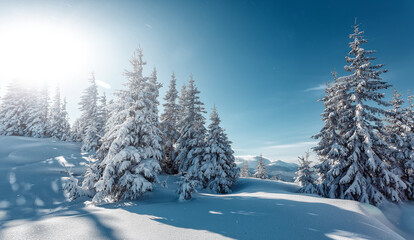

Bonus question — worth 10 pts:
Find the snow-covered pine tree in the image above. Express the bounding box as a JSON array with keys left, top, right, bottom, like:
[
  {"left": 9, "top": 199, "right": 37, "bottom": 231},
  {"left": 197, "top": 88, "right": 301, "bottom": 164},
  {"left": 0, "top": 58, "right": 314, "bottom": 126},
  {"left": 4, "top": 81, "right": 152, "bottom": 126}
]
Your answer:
[
  {"left": 254, "top": 155, "right": 267, "bottom": 179},
  {"left": 404, "top": 92, "right": 414, "bottom": 199},
  {"left": 49, "top": 88, "right": 71, "bottom": 141},
  {"left": 176, "top": 75, "right": 207, "bottom": 200},
  {"left": 240, "top": 160, "right": 250, "bottom": 177},
  {"left": 49, "top": 87, "right": 62, "bottom": 139},
  {"left": 91, "top": 49, "right": 162, "bottom": 203},
  {"left": 312, "top": 72, "right": 350, "bottom": 198},
  {"left": 96, "top": 92, "right": 108, "bottom": 144},
  {"left": 322, "top": 24, "right": 406, "bottom": 205},
  {"left": 78, "top": 73, "right": 100, "bottom": 151},
  {"left": 295, "top": 151, "right": 318, "bottom": 194},
  {"left": 200, "top": 106, "right": 239, "bottom": 193},
  {"left": 177, "top": 84, "right": 187, "bottom": 134},
  {"left": 60, "top": 98, "right": 72, "bottom": 141},
  {"left": 0, "top": 81, "right": 28, "bottom": 136},
  {"left": 160, "top": 72, "right": 180, "bottom": 174},
  {"left": 24, "top": 89, "right": 46, "bottom": 138}
]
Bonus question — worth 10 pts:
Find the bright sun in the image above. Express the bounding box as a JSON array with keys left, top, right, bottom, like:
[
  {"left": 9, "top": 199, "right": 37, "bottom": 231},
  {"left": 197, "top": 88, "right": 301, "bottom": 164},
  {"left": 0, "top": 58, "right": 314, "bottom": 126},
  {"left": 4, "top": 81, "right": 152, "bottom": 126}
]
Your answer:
[{"left": 0, "top": 19, "right": 92, "bottom": 86}]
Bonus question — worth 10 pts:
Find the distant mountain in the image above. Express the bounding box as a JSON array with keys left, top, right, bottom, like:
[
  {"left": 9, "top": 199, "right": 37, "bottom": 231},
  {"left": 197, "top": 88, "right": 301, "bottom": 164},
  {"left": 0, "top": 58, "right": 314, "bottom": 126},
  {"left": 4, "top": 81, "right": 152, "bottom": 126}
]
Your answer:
[{"left": 235, "top": 155, "right": 298, "bottom": 182}]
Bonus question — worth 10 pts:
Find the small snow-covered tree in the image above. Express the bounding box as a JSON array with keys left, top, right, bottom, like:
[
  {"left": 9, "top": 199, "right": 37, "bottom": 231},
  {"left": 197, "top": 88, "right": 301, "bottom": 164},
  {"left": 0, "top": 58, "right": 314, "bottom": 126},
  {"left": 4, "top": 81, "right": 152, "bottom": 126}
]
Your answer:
[
  {"left": 295, "top": 151, "right": 318, "bottom": 194},
  {"left": 91, "top": 49, "right": 162, "bottom": 203},
  {"left": 160, "top": 72, "right": 180, "bottom": 174},
  {"left": 240, "top": 160, "right": 250, "bottom": 177},
  {"left": 200, "top": 106, "right": 239, "bottom": 193},
  {"left": 176, "top": 75, "right": 206, "bottom": 200},
  {"left": 254, "top": 155, "right": 267, "bottom": 179}
]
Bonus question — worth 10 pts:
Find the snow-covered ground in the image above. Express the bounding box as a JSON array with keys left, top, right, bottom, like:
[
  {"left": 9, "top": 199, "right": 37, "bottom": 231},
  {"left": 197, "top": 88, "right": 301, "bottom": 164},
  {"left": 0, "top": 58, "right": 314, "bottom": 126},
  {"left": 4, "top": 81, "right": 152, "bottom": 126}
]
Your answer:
[{"left": 0, "top": 136, "right": 413, "bottom": 240}]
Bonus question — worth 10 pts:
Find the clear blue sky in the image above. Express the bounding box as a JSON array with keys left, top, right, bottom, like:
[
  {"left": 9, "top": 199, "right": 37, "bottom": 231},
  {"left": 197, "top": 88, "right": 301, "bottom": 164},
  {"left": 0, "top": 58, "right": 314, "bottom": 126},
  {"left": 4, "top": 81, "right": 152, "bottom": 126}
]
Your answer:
[{"left": 0, "top": 0, "right": 413, "bottom": 162}]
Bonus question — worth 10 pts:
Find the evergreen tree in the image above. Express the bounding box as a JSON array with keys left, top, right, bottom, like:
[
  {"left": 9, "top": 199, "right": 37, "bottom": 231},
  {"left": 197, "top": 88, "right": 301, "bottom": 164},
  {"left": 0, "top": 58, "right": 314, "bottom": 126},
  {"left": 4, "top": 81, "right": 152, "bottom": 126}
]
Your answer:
[
  {"left": 404, "top": 92, "right": 414, "bottom": 199},
  {"left": 25, "top": 89, "right": 47, "bottom": 138},
  {"left": 240, "top": 160, "right": 250, "bottom": 177},
  {"left": 254, "top": 155, "right": 267, "bottom": 179},
  {"left": 200, "top": 106, "right": 239, "bottom": 193},
  {"left": 160, "top": 72, "right": 180, "bottom": 174},
  {"left": 49, "top": 88, "right": 71, "bottom": 141},
  {"left": 96, "top": 92, "right": 108, "bottom": 143},
  {"left": 91, "top": 49, "right": 162, "bottom": 203},
  {"left": 295, "top": 151, "right": 318, "bottom": 194},
  {"left": 313, "top": 72, "right": 350, "bottom": 198},
  {"left": 49, "top": 87, "right": 62, "bottom": 139},
  {"left": 314, "top": 24, "right": 406, "bottom": 205},
  {"left": 60, "top": 98, "right": 72, "bottom": 141},
  {"left": 0, "top": 81, "right": 28, "bottom": 136},
  {"left": 78, "top": 74, "right": 100, "bottom": 151},
  {"left": 176, "top": 75, "right": 206, "bottom": 200}
]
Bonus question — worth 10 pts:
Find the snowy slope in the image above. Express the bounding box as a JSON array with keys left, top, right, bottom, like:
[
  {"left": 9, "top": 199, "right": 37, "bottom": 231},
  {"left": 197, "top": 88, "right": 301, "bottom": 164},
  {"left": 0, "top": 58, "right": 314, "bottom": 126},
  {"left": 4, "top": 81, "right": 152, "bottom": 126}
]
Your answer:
[{"left": 0, "top": 136, "right": 413, "bottom": 240}]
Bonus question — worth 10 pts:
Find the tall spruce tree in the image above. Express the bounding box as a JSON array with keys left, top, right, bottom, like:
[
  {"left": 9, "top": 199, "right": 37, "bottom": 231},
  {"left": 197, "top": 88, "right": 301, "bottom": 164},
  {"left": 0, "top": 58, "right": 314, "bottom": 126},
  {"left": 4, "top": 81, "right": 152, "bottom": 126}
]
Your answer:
[
  {"left": 90, "top": 49, "right": 162, "bottom": 203},
  {"left": 314, "top": 24, "right": 406, "bottom": 205},
  {"left": 96, "top": 92, "right": 108, "bottom": 143},
  {"left": 313, "top": 73, "right": 350, "bottom": 198},
  {"left": 160, "top": 72, "right": 180, "bottom": 174},
  {"left": 50, "top": 88, "right": 71, "bottom": 141},
  {"left": 49, "top": 87, "right": 62, "bottom": 139},
  {"left": 176, "top": 75, "right": 206, "bottom": 200},
  {"left": 404, "top": 92, "right": 414, "bottom": 199},
  {"left": 78, "top": 74, "right": 100, "bottom": 151},
  {"left": 200, "top": 106, "right": 239, "bottom": 193}
]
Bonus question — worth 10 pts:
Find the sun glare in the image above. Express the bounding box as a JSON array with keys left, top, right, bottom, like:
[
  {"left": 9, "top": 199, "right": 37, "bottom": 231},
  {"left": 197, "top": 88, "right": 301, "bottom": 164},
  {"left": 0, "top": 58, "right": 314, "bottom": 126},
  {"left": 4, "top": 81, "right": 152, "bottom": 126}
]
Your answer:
[{"left": 0, "top": 19, "right": 92, "bottom": 87}]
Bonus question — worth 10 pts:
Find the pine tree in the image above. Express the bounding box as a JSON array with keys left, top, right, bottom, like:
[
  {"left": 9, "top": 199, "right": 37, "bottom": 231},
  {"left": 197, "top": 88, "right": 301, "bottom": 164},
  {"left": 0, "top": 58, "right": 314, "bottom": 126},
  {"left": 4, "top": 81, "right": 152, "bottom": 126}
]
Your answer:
[
  {"left": 96, "top": 92, "right": 108, "bottom": 143},
  {"left": 240, "top": 160, "right": 250, "bottom": 177},
  {"left": 313, "top": 72, "right": 350, "bottom": 198},
  {"left": 91, "top": 49, "right": 162, "bottom": 203},
  {"left": 176, "top": 75, "right": 206, "bottom": 200},
  {"left": 314, "top": 24, "right": 406, "bottom": 205},
  {"left": 0, "top": 81, "right": 28, "bottom": 136},
  {"left": 254, "top": 155, "right": 267, "bottom": 179},
  {"left": 160, "top": 72, "right": 180, "bottom": 174},
  {"left": 49, "top": 88, "right": 71, "bottom": 141},
  {"left": 200, "top": 106, "right": 239, "bottom": 193},
  {"left": 295, "top": 151, "right": 318, "bottom": 194},
  {"left": 60, "top": 98, "right": 72, "bottom": 141},
  {"left": 25, "top": 89, "right": 47, "bottom": 138},
  {"left": 78, "top": 74, "right": 100, "bottom": 151},
  {"left": 404, "top": 92, "right": 414, "bottom": 199},
  {"left": 49, "top": 87, "right": 62, "bottom": 139}
]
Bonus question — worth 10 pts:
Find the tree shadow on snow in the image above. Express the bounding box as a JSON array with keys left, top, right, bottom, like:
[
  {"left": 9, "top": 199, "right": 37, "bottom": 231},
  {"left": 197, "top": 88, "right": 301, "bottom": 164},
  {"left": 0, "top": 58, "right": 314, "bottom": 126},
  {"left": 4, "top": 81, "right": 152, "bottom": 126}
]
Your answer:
[{"left": 101, "top": 183, "right": 402, "bottom": 240}]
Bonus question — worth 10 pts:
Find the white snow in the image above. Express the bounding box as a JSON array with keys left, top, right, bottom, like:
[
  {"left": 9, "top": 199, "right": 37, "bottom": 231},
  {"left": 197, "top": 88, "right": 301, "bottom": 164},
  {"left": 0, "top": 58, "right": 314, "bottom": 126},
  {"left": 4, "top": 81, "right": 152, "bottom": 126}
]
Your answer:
[{"left": 0, "top": 136, "right": 413, "bottom": 239}]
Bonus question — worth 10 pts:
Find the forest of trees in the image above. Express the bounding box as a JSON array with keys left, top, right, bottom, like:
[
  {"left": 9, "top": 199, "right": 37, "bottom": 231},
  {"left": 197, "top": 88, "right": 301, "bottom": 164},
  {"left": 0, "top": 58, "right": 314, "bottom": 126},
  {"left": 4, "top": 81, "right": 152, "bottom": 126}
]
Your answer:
[
  {"left": 1, "top": 23, "right": 413, "bottom": 207},
  {"left": 0, "top": 48, "right": 239, "bottom": 202},
  {"left": 295, "top": 24, "right": 414, "bottom": 206}
]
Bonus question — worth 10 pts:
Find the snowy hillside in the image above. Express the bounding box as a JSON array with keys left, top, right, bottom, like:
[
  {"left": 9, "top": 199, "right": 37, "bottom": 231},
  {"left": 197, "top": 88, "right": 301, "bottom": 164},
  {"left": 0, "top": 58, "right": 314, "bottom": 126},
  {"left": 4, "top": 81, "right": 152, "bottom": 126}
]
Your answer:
[
  {"left": 1, "top": 136, "right": 413, "bottom": 239},
  {"left": 236, "top": 155, "right": 298, "bottom": 181}
]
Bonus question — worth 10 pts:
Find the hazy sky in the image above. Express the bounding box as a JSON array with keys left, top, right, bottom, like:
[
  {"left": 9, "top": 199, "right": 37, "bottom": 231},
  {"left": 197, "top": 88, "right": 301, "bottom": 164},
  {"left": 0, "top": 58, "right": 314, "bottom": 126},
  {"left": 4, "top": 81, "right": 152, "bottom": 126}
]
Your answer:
[{"left": 0, "top": 0, "right": 413, "bottom": 162}]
